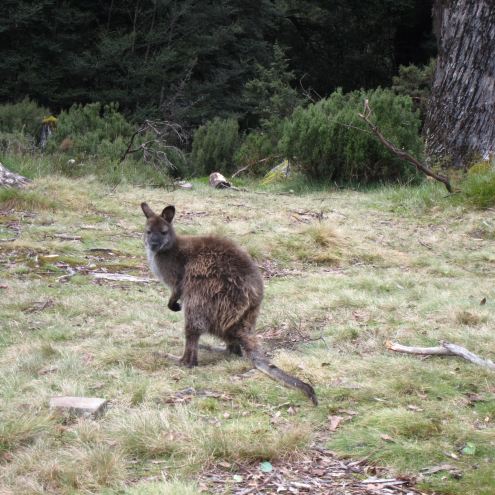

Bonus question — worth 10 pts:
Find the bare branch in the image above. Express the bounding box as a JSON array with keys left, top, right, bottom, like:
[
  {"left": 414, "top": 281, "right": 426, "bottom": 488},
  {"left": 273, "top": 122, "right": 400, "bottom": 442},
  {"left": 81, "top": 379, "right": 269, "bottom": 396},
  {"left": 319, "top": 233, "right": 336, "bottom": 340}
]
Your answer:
[
  {"left": 358, "top": 100, "right": 454, "bottom": 193},
  {"left": 386, "top": 340, "right": 495, "bottom": 371}
]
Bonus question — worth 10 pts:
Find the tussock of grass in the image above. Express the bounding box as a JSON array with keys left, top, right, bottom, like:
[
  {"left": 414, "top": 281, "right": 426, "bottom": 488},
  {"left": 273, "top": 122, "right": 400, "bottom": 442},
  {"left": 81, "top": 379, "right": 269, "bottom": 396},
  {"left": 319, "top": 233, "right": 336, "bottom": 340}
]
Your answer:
[
  {"left": 0, "top": 412, "right": 53, "bottom": 456},
  {"left": 0, "top": 187, "right": 58, "bottom": 210},
  {"left": 110, "top": 407, "right": 311, "bottom": 465},
  {"left": 119, "top": 480, "right": 199, "bottom": 495},
  {"left": 460, "top": 169, "right": 495, "bottom": 208},
  {"left": 455, "top": 309, "right": 486, "bottom": 326},
  {"left": 274, "top": 223, "right": 345, "bottom": 265}
]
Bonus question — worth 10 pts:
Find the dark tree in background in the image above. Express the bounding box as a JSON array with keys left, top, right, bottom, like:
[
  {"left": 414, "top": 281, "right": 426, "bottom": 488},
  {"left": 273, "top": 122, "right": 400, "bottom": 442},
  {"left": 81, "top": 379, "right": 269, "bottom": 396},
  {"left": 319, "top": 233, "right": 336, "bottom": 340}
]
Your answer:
[
  {"left": 424, "top": 0, "right": 495, "bottom": 167},
  {"left": 0, "top": 0, "right": 435, "bottom": 129}
]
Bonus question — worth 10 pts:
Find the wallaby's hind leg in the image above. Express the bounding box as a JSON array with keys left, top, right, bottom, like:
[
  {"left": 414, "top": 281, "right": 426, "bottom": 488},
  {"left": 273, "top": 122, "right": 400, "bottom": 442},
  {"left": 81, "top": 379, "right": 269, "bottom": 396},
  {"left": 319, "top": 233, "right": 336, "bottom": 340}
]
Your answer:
[
  {"left": 226, "top": 341, "right": 243, "bottom": 356},
  {"left": 179, "top": 326, "right": 200, "bottom": 368}
]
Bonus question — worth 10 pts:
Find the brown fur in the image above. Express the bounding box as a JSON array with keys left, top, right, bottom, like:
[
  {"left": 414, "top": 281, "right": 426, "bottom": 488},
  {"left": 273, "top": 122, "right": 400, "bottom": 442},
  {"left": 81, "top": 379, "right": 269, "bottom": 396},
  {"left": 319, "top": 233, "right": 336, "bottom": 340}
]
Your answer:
[{"left": 141, "top": 202, "right": 317, "bottom": 405}]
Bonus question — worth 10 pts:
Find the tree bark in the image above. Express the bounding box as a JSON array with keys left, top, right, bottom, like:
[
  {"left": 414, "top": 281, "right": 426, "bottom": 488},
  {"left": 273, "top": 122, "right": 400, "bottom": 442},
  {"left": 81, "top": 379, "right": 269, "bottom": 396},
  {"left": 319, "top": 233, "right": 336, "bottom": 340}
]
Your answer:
[{"left": 424, "top": 0, "right": 495, "bottom": 168}]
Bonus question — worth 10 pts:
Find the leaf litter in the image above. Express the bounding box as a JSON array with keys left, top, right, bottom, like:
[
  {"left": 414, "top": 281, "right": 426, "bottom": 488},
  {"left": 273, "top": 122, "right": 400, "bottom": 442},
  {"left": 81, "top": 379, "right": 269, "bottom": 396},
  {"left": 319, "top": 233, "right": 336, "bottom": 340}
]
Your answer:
[{"left": 198, "top": 445, "right": 427, "bottom": 494}]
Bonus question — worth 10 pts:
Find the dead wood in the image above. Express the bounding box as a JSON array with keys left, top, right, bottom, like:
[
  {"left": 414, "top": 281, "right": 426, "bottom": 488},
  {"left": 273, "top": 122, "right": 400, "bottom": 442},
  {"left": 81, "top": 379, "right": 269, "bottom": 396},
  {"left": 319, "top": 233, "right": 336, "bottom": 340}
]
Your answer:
[
  {"left": 386, "top": 340, "right": 495, "bottom": 370},
  {"left": 358, "top": 100, "right": 454, "bottom": 193},
  {"left": 0, "top": 163, "right": 31, "bottom": 188}
]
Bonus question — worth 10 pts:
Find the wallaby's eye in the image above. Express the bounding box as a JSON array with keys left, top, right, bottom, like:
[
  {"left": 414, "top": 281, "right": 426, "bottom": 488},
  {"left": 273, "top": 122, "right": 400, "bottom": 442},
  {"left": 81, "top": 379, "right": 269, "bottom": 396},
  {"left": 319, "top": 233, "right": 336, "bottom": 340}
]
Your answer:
[
  {"left": 161, "top": 230, "right": 167, "bottom": 235},
  {"left": 146, "top": 230, "right": 151, "bottom": 234}
]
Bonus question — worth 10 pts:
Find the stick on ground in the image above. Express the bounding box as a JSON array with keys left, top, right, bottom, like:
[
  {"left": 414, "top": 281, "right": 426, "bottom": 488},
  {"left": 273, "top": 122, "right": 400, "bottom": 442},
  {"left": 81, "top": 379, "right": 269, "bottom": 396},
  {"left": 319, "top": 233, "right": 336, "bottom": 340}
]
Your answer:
[{"left": 386, "top": 340, "right": 495, "bottom": 370}]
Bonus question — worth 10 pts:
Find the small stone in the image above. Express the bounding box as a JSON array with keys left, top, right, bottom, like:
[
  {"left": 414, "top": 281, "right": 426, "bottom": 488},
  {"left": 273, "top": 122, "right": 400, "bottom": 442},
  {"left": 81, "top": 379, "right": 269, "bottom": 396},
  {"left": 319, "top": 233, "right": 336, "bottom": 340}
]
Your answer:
[{"left": 49, "top": 396, "right": 108, "bottom": 418}]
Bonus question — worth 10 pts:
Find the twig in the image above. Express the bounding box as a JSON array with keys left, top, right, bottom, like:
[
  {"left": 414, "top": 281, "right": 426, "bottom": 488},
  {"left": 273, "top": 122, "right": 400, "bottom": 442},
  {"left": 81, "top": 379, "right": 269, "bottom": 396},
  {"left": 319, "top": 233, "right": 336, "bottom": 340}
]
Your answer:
[
  {"left": 231, "top": 155, "right": 281, "bottom": 178},
  {"left": 358, "top": 100, "right": 453, "bottom": 193},
  {"left": 386, "top": 340, "right": 495, "bottom": 370}
]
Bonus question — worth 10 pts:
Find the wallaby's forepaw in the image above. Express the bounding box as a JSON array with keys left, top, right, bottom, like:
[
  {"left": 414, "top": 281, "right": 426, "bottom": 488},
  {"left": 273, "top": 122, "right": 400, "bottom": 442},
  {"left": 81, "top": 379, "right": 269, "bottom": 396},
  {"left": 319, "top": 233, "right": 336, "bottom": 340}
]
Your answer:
[{"left": 168, "top": 301, "right": 181, "bottom": 312}]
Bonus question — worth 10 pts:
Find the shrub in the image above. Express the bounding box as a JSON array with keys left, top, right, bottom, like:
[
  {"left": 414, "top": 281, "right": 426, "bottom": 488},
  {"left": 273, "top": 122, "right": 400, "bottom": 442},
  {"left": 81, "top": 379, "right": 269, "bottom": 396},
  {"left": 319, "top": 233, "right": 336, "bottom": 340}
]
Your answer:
[
  {"left": 460, "top": 167, "right": 495, "bottom": 208},
  {"left": 0, "top": 132, "right": 36, "bottom": 155},
  {"left": 234, "top": 130, "right": 280, "bottom": 176},
  {"left": 190, "top": 117, "right": 239, "bottom": 176},
  {"left": 279, "top": 88, "right": 423, "bottom": 184},
  {"left": 0, "top": 98, "right": 50, "bottom": 139},
  {"left": 47, "top": 102, "right": 134, "bottom": 161}
]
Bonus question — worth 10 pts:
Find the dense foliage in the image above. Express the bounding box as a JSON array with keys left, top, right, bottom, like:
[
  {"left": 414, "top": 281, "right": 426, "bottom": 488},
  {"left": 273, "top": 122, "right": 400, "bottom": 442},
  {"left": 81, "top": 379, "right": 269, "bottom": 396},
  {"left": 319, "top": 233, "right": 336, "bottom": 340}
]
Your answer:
[
  {"left": 0, "top": 1, "right": 434, "bottom": 129},
  {"left": 0, "top": 1, "right": 442, "bottom": 186},
  {"left": 280, "top": 88, "right": 423, "bottom": 183},
  {"left": 47, "top": 103, "right": 134, "bottom": 159},
  {"left": 191, "top": 118, "right": 240, "bottom": 176}
]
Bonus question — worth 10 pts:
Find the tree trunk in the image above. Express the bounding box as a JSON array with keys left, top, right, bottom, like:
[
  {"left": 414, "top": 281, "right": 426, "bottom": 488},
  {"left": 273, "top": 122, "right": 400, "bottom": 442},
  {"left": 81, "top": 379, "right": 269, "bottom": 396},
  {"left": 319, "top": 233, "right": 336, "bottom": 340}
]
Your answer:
[{"left": 424, "top": 0, "right": 495, "bottom": 168}]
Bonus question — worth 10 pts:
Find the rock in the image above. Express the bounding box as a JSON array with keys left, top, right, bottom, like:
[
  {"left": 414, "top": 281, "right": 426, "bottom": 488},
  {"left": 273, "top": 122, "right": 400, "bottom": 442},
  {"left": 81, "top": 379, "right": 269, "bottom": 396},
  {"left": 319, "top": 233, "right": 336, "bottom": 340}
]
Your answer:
[
  {"left": 261, "top": 159, "right": 291, "bottom": 185},
  {"left": 49, "top": 396, "right": 108, "bottom": 418}
]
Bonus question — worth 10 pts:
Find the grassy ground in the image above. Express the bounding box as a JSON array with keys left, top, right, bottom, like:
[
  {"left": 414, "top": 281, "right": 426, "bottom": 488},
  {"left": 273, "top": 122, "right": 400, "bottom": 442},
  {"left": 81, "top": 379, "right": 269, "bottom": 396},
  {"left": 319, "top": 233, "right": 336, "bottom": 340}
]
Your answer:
[{"left": 0, "top": 174, "right": 494, "bottom": 494}]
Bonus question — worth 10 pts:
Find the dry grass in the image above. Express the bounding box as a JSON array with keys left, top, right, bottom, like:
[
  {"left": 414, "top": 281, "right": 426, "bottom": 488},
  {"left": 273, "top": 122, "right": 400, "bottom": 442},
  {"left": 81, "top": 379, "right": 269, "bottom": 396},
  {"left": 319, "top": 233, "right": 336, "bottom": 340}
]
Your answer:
[{"left": 0, "top": 177, "right": 494, "bottom": 494}]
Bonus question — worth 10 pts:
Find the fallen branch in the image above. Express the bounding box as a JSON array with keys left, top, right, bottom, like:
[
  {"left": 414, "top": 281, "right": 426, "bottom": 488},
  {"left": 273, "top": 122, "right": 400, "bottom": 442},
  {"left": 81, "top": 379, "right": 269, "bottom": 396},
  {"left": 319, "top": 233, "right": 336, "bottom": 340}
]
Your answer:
[
  {"left": 386, "top": 340, "right": 495, "bottom": 371},
  {"left": 358, "top": 100, "right": 453, "bottom": 193}
]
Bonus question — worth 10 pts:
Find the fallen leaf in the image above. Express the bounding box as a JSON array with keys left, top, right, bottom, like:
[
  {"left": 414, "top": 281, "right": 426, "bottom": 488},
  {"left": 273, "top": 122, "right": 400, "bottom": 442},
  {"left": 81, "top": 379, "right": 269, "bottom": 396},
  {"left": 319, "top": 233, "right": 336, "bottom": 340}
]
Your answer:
[
  {"left": 0, "top": 284, "right": 8, "bottom": 289},
  {"left": 328, "top": 415, "right": 344, "bottom": 431},
  {"left": 480, "top": 297, "right": 487, "bottom": 305},
  {"left": 218, "top": 461, "right": 231, "bottom": 468},
  {"left": 380, "top": 434, "right": 395, "bottom": 443},
  {"left": 260, "top": 461, "right": 273, "bottom": 473},
  {"left": 461, "top": 442, "right": 476, "bottom": 455},
  {"left": 233, "top": 475, "right": 243, "bottom": 482}
]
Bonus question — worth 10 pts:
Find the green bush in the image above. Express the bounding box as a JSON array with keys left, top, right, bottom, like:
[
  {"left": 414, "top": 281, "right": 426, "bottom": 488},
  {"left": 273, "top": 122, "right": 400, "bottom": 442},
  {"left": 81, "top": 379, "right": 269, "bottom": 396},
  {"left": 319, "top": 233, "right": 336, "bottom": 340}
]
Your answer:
[
  {"left": 0, "top": 132, "right": 36, "bottom": 155},
  {"left": 48, "top": 102, "right": 134, "bottom": 160},
  {"left": 0, "top": 98, "right": 50, "bottom": 139},
  {"left": 392, "top": 59, "right": 435, "bottom": 122},
  {"left": 279, "top": 88, "right": 423, "bottom": 184},
  {"left": 190, "top": 117, "right": 239, "bottom": 176},
  {"left": 460, "top": 167, "right": 495, "bottom": 208},
  {"left": 234, "top": 130, "right": 280, "bottom": 176}
]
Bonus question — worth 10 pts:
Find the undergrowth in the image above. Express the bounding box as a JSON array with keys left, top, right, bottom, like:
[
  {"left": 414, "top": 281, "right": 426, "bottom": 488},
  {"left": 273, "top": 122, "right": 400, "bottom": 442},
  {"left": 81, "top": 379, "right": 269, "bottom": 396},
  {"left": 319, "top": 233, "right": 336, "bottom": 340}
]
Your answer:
[{"left": 0, "top": 173, "right": 494, "bottom": 495}]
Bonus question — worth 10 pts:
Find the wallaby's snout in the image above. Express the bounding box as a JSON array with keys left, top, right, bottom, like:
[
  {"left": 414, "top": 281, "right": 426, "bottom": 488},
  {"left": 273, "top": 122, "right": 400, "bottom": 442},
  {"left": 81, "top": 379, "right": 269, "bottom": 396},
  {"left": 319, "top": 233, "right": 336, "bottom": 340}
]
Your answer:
[{"left": 149, "top": 234, "right": 162, "bottom": 252}]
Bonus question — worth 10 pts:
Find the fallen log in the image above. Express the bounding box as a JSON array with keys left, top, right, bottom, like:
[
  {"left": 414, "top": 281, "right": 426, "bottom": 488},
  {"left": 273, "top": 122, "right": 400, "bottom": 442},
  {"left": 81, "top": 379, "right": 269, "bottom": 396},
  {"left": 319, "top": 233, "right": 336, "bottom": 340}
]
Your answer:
[
  {"left": 386, "top": 340, "right": 495, "bottom": 371},
  {"left": 0, "top": 162, "right": 31, "bottom": 188}
]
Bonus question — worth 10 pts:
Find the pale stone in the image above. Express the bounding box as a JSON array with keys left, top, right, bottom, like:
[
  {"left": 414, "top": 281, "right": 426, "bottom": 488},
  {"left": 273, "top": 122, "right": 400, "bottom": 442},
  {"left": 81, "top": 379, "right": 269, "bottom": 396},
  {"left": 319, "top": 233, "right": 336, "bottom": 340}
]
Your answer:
[{"left": 49, "top": 396, "right": 108, "bottom": 418}]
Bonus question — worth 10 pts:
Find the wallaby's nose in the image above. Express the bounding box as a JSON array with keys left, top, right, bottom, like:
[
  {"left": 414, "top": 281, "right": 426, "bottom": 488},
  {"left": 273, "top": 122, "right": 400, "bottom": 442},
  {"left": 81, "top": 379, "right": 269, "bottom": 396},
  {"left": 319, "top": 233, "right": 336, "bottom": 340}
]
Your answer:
[
  {"left": 150, "top": 240, "right": 161, "bottom": 250},
  {"left": 150, "top": 235, "right": 162, "bottom": 251}
]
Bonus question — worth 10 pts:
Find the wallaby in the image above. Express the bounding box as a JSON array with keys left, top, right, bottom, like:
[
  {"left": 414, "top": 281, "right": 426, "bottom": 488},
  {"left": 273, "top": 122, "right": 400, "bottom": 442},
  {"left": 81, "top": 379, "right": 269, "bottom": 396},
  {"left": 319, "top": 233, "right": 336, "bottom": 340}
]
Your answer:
[{"left": 141, "top": 202, "right": 318, "bottom": 405}]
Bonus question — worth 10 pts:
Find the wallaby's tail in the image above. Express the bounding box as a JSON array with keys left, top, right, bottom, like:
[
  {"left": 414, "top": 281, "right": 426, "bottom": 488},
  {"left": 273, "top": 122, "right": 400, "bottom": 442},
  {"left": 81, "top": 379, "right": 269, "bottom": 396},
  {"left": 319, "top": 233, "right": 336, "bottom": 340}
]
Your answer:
[{"left": 246, "top": 349, "right": 318, "bottom": 406}]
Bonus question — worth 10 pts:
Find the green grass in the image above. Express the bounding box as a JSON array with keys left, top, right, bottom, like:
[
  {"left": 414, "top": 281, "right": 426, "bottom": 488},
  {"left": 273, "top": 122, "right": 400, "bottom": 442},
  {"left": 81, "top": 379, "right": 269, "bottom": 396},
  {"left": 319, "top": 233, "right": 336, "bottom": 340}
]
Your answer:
[{"left": 0, "top": 172, "right": 494, "bottom": 494}]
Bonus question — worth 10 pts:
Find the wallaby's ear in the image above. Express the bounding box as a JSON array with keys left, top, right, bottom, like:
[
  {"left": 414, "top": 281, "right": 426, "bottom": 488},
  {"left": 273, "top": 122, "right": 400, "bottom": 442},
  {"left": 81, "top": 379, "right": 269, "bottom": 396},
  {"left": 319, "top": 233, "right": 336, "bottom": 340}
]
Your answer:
[
  {"left": 141, "top": 202, "right": 155, "bottom": 218},
  {"left": 161, "top": 205, "right": 175, "bottom": 223}
]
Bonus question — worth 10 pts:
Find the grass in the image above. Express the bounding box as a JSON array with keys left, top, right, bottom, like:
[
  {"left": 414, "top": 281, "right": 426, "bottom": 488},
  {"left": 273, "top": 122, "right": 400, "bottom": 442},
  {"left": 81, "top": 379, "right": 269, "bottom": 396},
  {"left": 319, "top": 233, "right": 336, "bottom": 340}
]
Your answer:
[{"left": 0, "top": 170, "right": 494, "bottom": 494}]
